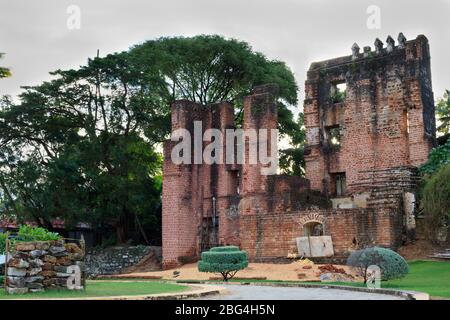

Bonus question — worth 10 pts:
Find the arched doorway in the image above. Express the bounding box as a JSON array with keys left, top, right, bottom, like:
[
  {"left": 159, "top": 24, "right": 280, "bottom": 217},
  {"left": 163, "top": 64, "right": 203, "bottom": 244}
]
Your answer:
[{"left": 303, "top": 221, "right": 324, "bottom": 237}]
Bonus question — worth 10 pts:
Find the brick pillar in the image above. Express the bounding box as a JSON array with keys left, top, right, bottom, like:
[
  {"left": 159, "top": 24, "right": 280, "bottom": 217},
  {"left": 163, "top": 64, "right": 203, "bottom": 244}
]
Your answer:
[{"left": 162, "top": 100, "right": 204, "bottom": 269}]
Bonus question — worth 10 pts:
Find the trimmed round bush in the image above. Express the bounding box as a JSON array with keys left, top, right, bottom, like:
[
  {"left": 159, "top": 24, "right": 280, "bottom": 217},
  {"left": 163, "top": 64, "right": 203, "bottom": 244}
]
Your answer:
[
  {"left": 347, "top": 247, "right": 409, "bottom": 282},
  {"left": 210, "top": 246, "right": 240, "bottom": 252},
  {"left": 198, "top": 246, "right": 248, "bottom": 281}
]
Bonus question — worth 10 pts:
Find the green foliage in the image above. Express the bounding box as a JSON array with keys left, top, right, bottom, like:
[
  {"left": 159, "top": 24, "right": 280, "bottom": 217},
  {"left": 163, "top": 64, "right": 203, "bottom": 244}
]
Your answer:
[
  {"left": 0, "top": 53, "right": 11, "bottom": 78},
  {"left": 0, "top": 225, "right": 60, "bottom": 254},
  {"left": 128, "top": 35, "right": 302, "bottom": 173},
  {"left": 279, "top": 113, "right": 306, "bottom": 176},
  {"left": 420, "top": 138, "right": 450, "bottom": 175},
  {"left": 347, "top": 247, "right": 409, "bottom": 282},
  {"left": 436, "top": 90, "right": 450, "bottom": 135},
  {"left": 210, "top": 246, "right": 240, "bottom": 252},
  {"left": 421, "top": 164, "right": 450, "bottom": 242},
  {"left": 198, "top": 246, "right": 248, "bottom": 281},
  {"left": 0, "top": 35, "right": 302, "bottom": 243},
  {"left": 331, "top": 90, "right": 346, "bottom": 104},
  {"left": 0, "top": 232, "right": 9, "bottom": 254},
  {"left": 15, "top": 225, "right": 60, "bottom": 241},
  {"left": 0, "top": 52, "right": 163, "bottom": 244}
]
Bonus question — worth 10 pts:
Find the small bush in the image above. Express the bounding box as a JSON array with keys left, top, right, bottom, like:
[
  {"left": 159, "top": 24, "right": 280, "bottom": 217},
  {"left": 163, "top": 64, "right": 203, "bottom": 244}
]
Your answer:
[
  {"left": 198, "top": 246, "right": 248, "bottom": 281},
  {"left": 347, "top": 247, "right": 409, "bottom": 283}
]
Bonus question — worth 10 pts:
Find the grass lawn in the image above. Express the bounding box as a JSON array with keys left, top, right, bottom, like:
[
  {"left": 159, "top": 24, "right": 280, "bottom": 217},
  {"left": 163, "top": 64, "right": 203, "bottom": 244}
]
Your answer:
[
  {"left": 0, "top": 280, "right": 188, "bottom": 299},
  {"left": 179, "top": 260, "right": 450, "bottom": 299},
  {"left": 380, "top": 260, "right": 450, "bottom": 298},
  {"left": 318, "top": 260, "right": 450, "bottom": 299}
]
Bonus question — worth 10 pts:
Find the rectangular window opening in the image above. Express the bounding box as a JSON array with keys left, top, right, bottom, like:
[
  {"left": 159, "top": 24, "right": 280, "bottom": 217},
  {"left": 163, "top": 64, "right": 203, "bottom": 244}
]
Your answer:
[
  {"left": 325, "top": 125, "right": 341, "bottom": 148},
  {"left": 333, "top": 173, "right": 347, "bottom": 197},
  {"left": 330, "top": 81, "right": 347, "bottom": 104}
]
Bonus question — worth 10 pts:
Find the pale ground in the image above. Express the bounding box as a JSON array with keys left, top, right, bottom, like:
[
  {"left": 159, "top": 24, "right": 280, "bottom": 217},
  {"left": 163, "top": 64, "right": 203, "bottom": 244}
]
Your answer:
[{"left": 111, "top": 260, "right": 361, "bottom": 282}]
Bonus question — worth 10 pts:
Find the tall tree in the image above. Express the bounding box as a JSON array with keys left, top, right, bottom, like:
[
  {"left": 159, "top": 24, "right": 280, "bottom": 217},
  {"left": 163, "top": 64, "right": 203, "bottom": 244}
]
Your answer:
[
  {"left": 0, "top": 35, "right": 304, "bottom": 245},
  {"left": 128, "top": 35, "right": 300, "bottom": 145},
  {"left": 0, "top": 53, "right": 164, "bottom": 243},
  {"left": 436, "top": 89, "right": 450, "bottom": 135},
  {"left": 0, "top": 53, "right": 11, "bottom": 78}
]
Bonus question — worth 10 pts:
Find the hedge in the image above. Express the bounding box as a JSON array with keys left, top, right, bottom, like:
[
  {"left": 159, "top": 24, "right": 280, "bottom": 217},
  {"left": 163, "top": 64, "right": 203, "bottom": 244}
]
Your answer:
[
  {"left": 198, "top": 246, "right": 248, "bottom": 281},
  {"left": 347, "top": 247, "right": 409, "bottom": 282}
]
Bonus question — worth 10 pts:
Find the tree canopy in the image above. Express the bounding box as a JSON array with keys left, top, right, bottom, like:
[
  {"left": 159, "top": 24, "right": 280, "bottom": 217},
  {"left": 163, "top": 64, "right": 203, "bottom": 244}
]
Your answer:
[
  {"left": 0, "top": 53, "right": 11, "bottom": 78},
  {"left": 0, "top": 35, "right": 303, "bottom": 245},
  {"left": 436, "top": 90, "right": 450, "bottom": 135}
]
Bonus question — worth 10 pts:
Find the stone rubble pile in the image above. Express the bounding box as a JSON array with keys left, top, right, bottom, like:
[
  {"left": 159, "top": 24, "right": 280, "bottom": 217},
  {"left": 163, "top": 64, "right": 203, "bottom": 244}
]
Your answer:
[{"left": 6, "top": 240, "right": 85, "bottom": 294}]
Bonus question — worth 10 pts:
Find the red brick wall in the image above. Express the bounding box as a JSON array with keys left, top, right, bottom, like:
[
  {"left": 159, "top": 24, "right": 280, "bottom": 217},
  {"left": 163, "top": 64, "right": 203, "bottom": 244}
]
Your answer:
[
  {"left": 162, "top": 35, "right": 435, "bottom": 267},
  {"left": 240, "top": 208, "right": 402, "bottom": 260},
  {"left": 305, "top": 35, "right": 436, "bottom": 195}
]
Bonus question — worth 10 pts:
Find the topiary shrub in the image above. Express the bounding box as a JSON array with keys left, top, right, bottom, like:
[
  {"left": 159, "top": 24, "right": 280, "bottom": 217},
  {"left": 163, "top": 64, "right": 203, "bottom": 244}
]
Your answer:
[
  {"left": 198, "top": 246, "right": 248, "bottom": 281},
  {"left": 347, "top": 247, "right": 409, "bottom": 283}
]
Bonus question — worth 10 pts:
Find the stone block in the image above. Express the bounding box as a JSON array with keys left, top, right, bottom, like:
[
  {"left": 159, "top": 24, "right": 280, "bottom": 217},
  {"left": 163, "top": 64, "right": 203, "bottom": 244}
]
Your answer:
[
  {"left": 49, "top": 246, "right": 67, "bottom": 257},
  {"left": 27, "top": 282, "right": 44, "bottom": 290},
  {"left": 56, "top": 256, "right": 72, "bottom": 266},
  {"left": 43, "top": 255, "right": 57, "bottom": 263},
  {"left": 7, "top": 267, "right": 27, "bottom": 277},
  {"left": 39, "top": 270, "right": 56, "bottom": 278},
  {"left": 6, "top": 276, "right": 25, "bottom": 288},
  {"left": 7, "top": 287, "right": 29, "bottom": 294},
  {"left": 42, "top": 263, "right": 53, "bottom": 271},
  {"left": 296, "top": 236, "right": 334, "bottom": 258},
  {"left": 43, "top": 278, "right": 57, "bottom": 286},
  {"left": 30, "top": 250, "right": 47, "bottom": 258},
  {"left": 29, "top": 258, "right": 44, "bottom": 268},
  {"left": 65, "top": 243, "right": 83, "bottom": 254},
  {"left": 14, "top": 243, "right": 35, "bottom": 251},
  {"left": 8, "top": 258, "right": 29, "bottom": 269},
  {"left": 54, "top": 266, "right": 70, "bottom": 273},
  {"left": 35, "top": 241, "right": 50, "bottom": 250},
  {"left": 27, "top": 267, "right": 43, "bottom": 276},
  {"left": 25, "top": 276, "right": 44, "bottom": 283}
]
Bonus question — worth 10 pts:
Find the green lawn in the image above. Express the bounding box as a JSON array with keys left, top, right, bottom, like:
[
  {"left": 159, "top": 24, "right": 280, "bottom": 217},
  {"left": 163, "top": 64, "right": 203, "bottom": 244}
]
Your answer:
[
  {"left": 0, "top": 280, "right": 188, "bottom": 299},
  {"left": 298, "top": 260, "right": 450, "bottom": 299},
  {"left": 180, "top": 260, "right": 450, "bottom": 299},
  {"left": 380, "top": 260, "right": 450, "bottom": 298}
]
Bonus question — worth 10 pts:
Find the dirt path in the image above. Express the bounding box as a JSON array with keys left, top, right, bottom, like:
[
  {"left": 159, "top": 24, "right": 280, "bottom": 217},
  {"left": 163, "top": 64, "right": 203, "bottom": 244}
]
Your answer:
[{"left": 110, "top": 260, "right": 360, "bottom": 282}]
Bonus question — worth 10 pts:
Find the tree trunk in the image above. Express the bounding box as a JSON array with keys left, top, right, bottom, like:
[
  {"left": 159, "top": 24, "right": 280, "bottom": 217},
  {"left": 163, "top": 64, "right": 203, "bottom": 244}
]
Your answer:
[{"left": 116, "top": 206, "right": 131, "bottom": 243}]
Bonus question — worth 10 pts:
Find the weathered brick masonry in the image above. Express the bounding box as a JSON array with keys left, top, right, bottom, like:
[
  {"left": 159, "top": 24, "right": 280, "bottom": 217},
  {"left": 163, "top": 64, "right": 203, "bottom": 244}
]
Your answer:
[{"left": 162, "top": 34, "right": 436, "bottom": 268}]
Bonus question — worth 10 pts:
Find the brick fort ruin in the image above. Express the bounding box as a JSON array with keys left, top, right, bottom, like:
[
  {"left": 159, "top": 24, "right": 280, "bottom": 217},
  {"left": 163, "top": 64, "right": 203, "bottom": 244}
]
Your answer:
[{"left": 162, "top": 34, "right": 436, "bottom": 269}]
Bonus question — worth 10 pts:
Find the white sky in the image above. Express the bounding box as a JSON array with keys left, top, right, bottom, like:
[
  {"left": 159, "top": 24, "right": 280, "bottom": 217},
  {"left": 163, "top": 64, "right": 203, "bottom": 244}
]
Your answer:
[{"left": 1, "top": 0, "right": 449, "bottom": 112}]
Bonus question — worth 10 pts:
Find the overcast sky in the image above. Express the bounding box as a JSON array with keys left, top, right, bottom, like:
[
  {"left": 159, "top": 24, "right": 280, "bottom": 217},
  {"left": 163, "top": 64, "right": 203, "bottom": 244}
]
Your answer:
[{"left": 1, "top": 0, "right": 449, "bottom": 109}]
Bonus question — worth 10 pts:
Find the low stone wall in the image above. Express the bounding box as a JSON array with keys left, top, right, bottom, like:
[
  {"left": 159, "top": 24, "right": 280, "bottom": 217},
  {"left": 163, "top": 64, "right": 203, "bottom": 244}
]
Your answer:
[
  {"left": 5, "top": 240, "right": 85, "bottom": 294},
  {"left": 85, "top": 245, "right": 160, "bottom": 277}
]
